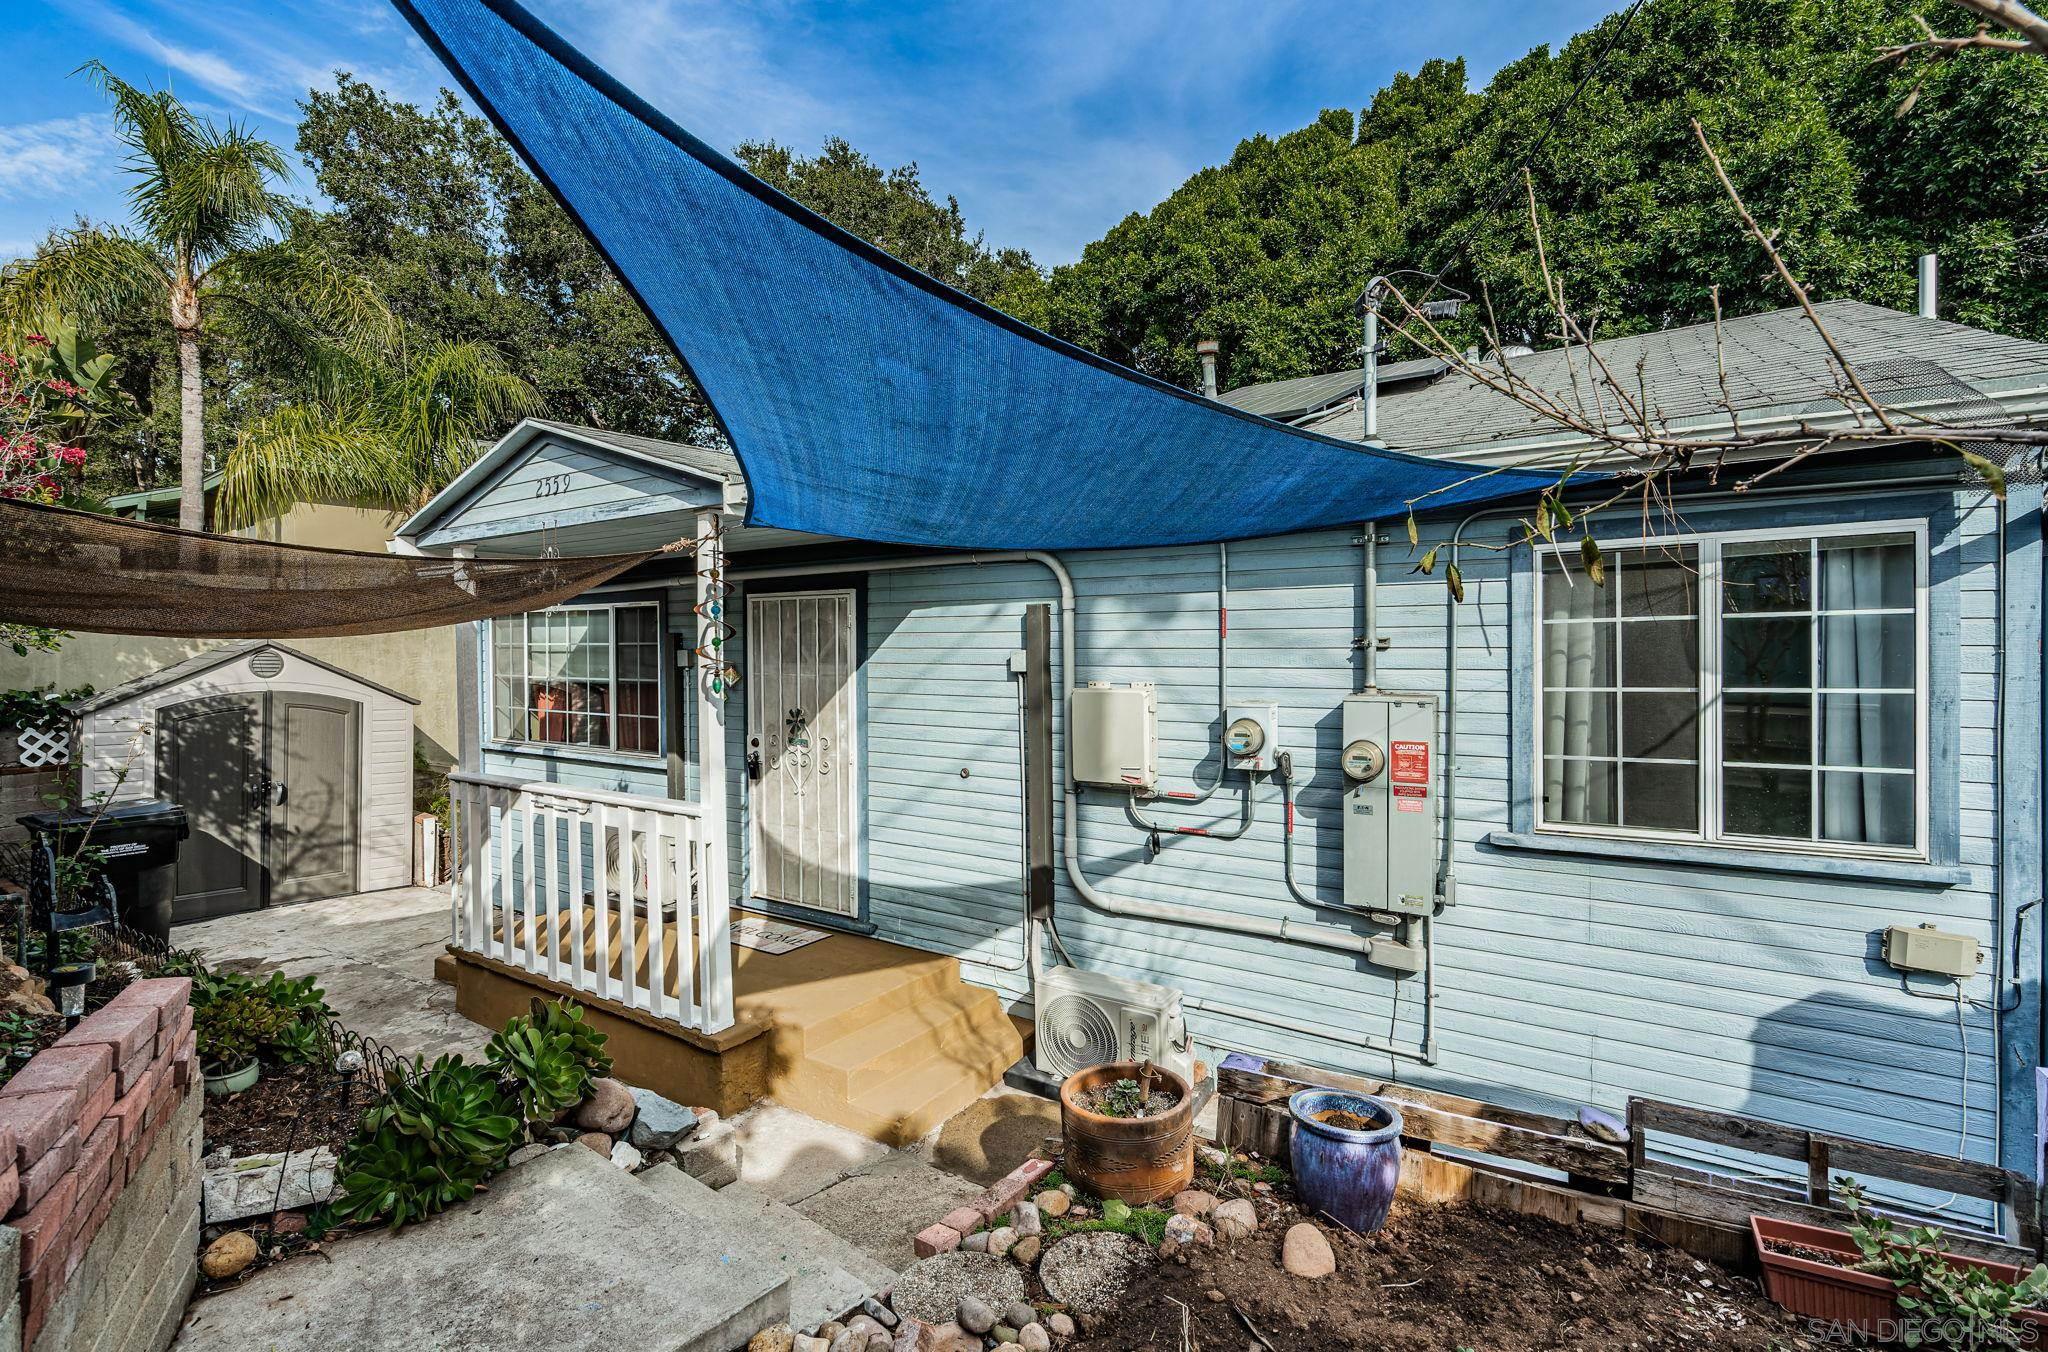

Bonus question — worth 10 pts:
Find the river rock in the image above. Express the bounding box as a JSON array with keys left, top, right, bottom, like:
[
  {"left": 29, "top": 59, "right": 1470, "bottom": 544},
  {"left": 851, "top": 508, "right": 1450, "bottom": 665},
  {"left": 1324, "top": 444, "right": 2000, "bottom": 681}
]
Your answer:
[
  {"left": 890, "top": 1319, "right": 936, "bottom": 1352},
  {"left": 888, "top": 1251, "right": 1028, "bottom": 1328},
  {"left": 0, "top": 962, "right": 54, "bottom": 1016},
  {"left": 1038, "top": 1232, "right": 1148, "bottom": 1316},
  {"left": 1035, "top": 1188, "right": 1070, "bottom": 1218},
  {"left": 985, "top": 1225, "right": 1017, "bottom": 1258},
  {"left": 1047, "top": 1312, "right": 1075, "bottom": 1338},
  {"left": 828, "top": 1332, "right": 867, "bottom": 1352},
  {"left": 200, "top": 1230, "right": 258, "bottom": 1279},
  {"left": 1282, "top": 1223, "right": 1336, "bottom": 1279},
  {"left": 748, "top": 1325, "right": 795, "bottom": 1352},
  {"left": 959, "top": 1230, "right": 988, "bottom": 1253},
  {"left": 1004, "top": 1301, "right": 1036, "bottom": 1329},
  {"left": 628, "top": 1086, "right": 700, "bottom": 1150},
  {"left": 1171, "top": 1189, "right": 1217, "bottom": 1218},
  {"left": 793, "top": 1336, "right": 830, "bottom": 1352},
  {"left": 957, "top": 1295, "right": 997, "bottom": 1334},
  {"left": 576, "top": 1131, "right": 611, "bottom": 1156},
  {"left": 574, "top": 1076, "right": 637, "bottom": 1133},
  {"left": 1017, "top": 1324, "right": 1051, "bottom": 1352},
  {"left": 1158, "top": 1212, "right": 1211, "bottom": 1260},
  {"left": 1009, "top": 1234, "right": 1041, "bottom": 1266},
  {"left": 1011, "top": 1200, "right": 1041, "bottom": 1236},
  {"left": 929, "top": 1321, "right": 980, "bottom": 1352},
  {"left": 1212, "top": 1198, "right": 1258, "bottom": 1240}
]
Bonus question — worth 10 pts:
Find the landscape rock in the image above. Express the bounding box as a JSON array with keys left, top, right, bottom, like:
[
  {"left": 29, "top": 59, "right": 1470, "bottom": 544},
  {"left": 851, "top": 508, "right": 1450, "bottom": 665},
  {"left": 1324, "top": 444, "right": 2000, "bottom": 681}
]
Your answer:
[
  {"left": 888, "top": 1251, "right": 1027, "bottom": 1327},
  {"left": 576, "top": 1131, "right": 612, "bottom": 1156},
  {"left": 1034, "top": 1189, "right": 1069, "bottom": 1218},
  {"left": 201, "top": 1147, "right": 339, "bottom": 1223},
  {"left": 828, "top": 1332, "right": 868, "bottom": 1352},
  {"left": 1004, "top": 1301, "right": 1035, "bottom": 1330},
  {"left": 574, "top": 1076, "right": 637, "bottom": 1133},
  {"left": 1171, "top": 1189, "right": 1217, "bottom": 1218},
  {"left": 1282, "top": 1223, "right": 1336, "bottom": 1279},
  {"left": 0, "top": 962, "right": 54, "bottom": 1015},
  {"left": 628, "top": 1086, "right": 699, "bottom": 1150},
  {"left": 957, "top": 1295, "right": 997, "bottom": 1334},
  {"left": 608, "top": 1139, "right": 643, "bottom": 1171},
  {"left": 845, "top": 1315, "right": 885, "bottom": 1339},
  {"left": 1017, "top": 1323, "right": 1051, "bottom": 1352},
  {"left": 926, "top": 1322, "right": 978, "bottom": 1352},
  {"left": 1038, "top": 1232, "right": 1148, "bottom": 1316},
  {"left": 985, "top": 1225, "right": 1017, "bottom": 1258},
  {"left": 820, "top": 1322, "right": 846, "bottom": 1343},
  {"left": 748, "top": 1324, "right": 796, "bottom": 1352},
  {"left": 793, "top": 1336, "right": 830, "bottom": 1352},
  {"left": 676, "top": 1119, "right": 742, "bottom": 1188},
  {"left": 1046, "top": 1312, "right": 1075, "bottom": 1338},
  {"left": 991, "top": 1328, "right": 1017, "bottom": 1345},
  {"left": 890, "top": 1318, "right": 935, "bottom": 1352},
  {"left": 200, "top": 1230, "right": 258, "bottom": 1280},
  {"left": 1212, "top": 1198, "right": 1258, "bottom": 1240},
  {"left": 861, "top": 1298, "right": 898, "bottom": 1328},
  {"left": 1157, "top": 1212, "right": 1212, "bottom": 1261},
  {"left": 1009, "top": 1234, "right": 1040, "bottom": 1266},
  {"left": 958, "top": 1230, "right": 988, "bottom": 1253},
  {"left": 1010, "top": 1200, "right": 1041, "bottom": 1236}
]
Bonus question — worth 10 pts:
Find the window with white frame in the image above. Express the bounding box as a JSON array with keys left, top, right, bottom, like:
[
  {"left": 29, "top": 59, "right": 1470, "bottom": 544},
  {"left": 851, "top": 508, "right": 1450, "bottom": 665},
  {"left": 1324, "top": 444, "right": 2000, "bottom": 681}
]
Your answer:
[
  {"left": 489, "top": 602, "right": 661, "bottom": 754},
  {"left": 1536, "top": 524, "right": 1926, "bottom": 855}
]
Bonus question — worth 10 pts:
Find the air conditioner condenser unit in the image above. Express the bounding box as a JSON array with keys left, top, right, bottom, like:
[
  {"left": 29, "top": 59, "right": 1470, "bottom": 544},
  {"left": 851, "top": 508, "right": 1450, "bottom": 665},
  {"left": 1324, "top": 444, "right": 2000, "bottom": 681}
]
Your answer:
[{"left": 1034, "top": 965, "right": 1195, "bottom": 1088}]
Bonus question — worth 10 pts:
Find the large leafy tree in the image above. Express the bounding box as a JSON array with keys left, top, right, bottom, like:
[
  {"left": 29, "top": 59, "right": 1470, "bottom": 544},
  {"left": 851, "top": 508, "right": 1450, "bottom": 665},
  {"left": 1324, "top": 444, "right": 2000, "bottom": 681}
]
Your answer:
[{"left": 0, "top": 65, "right": 387, "bottom": 528}]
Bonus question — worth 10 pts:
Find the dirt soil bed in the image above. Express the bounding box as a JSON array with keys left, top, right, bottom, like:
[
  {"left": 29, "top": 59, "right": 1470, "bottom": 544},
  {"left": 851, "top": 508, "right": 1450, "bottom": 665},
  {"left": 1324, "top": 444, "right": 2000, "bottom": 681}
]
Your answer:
[
  {"left": 203, "top": 1062, "right": 367, "bottom": 1158},
  {"left": 1070, "top": 1192, "right": 1828, "bottom": 1351}
]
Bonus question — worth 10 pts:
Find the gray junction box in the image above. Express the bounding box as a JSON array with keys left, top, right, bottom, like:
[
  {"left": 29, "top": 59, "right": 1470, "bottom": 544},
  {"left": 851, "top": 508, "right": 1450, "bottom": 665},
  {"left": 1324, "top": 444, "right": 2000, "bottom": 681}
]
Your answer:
[{"left": 1341, "top": 693, "right": 1441, "bottom": 916}]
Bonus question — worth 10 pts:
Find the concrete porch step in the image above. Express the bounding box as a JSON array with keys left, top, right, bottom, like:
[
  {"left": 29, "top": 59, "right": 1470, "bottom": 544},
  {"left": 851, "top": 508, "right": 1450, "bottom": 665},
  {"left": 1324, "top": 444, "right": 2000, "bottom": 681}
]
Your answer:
[
  {"left": 175, "top": 1144, "right": 788, "bottom": 1352},
  {"left": 805, "top": 984, "right": 1020, "bottom": 1098},
  {"left": 840, "top": 1031, "right": 1025, "bottom": 1147},
  {"left": 637, "top": 1167, "right": 896, "bottom": 1334}
]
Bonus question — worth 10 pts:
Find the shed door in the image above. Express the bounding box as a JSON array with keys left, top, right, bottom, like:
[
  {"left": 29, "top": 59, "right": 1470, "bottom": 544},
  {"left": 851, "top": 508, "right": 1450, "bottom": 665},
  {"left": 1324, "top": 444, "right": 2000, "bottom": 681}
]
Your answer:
[
  {"left": 747, "top": 591, "right": 858, "bottom": 918},
  {"left": 159, "top": 695, "right": 265, "bottom": 922},
  {"left": 268, "top": 692, "right": 360, "bottom": 905}
]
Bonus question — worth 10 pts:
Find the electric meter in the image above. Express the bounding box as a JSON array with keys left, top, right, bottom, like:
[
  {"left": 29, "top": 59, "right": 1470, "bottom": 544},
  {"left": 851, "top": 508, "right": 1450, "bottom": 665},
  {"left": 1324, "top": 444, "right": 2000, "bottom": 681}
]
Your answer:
[
  {"left": 1223, "top": 717, "right": 1266, "bottom": 758},
  {"left": 1341, "top": 739, "right": 1385, "bottom": 783}
]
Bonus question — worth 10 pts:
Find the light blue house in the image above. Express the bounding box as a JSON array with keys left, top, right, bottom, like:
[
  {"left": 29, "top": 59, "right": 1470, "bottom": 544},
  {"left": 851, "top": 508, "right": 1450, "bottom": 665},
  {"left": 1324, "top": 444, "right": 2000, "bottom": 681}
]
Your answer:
[{"left": 394, "top": 298, "right": 2048, "bottom": 1236}]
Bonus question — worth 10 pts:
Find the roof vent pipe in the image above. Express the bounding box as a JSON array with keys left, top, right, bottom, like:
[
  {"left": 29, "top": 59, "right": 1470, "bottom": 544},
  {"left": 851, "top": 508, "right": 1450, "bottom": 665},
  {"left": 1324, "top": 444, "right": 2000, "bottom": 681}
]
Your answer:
[
  {"left": 1195, "top": 339, "right": 1220, "bottom": 398},
  {"left": 1918, "top": 253, "right": 1939, "bottom": 319}
]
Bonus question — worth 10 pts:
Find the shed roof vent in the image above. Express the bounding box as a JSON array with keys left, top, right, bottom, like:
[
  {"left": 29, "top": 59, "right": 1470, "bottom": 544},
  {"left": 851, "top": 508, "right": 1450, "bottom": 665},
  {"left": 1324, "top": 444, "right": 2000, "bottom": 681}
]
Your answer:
[{"left": 249, "top": 650, "right": 285, "bottom": 679}]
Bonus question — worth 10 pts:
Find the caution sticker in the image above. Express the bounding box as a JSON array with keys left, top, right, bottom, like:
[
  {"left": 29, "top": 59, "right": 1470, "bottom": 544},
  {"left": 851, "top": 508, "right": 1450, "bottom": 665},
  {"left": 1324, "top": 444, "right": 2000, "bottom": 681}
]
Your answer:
[{"left": 1390, "top": 740, "right": 1430, "bottom": 785}]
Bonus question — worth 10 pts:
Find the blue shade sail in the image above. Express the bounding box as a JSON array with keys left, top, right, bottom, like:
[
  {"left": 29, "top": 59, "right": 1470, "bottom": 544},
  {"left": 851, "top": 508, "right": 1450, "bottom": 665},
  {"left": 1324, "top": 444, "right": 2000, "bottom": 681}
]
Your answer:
[{"left": 394, "top": 0, "right": 1567, "bottom": 550}]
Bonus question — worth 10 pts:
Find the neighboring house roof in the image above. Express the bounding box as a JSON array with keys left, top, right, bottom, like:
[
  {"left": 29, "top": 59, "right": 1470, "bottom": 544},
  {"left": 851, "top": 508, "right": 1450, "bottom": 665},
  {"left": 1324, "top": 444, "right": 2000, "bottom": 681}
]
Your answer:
[
  {"left": 1223, "top": 301, "right": 2048, "bottom": 465},
  {"left": 103, "top": 471, "right": 223, "bottom": 514},
  {"left": 71, "top": 641, "right": 421, "bottom": 715},
  {"left": 1214, "top": 358, "right": 1444, "bottom": 422}
]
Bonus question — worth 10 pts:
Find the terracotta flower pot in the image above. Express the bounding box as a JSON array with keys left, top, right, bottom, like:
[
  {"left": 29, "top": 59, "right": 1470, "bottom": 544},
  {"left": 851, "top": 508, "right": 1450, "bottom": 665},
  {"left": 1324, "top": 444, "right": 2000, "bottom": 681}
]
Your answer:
[
  {"left": 1752, "top": 1214, "right": 2048, "bottom": 1339},
  {"left": 1059, "top": 1061, "right": 1194, "bottom": 1206}
]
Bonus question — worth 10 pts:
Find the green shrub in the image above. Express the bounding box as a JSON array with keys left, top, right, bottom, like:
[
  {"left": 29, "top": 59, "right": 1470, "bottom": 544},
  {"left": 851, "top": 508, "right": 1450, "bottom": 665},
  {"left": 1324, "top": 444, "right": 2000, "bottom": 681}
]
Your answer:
[
  {"left": 185, "top": 966, "right": 332, "bottom": 1065},
  {"left": 524, "top": 997, "right": 611, "bottom": 1081},
  {"left": 1837, "top": 1178, "right": 2048, "bottom": 1347},
  {"left": 486, "top": 1022, "right": 589, "bottom": 1122},
  {"left": 195, "top": 993, "right": 289, "bottom": 1071},
  {"left": 329, "top": 1055, "right": 521, "bottom": 1231}
]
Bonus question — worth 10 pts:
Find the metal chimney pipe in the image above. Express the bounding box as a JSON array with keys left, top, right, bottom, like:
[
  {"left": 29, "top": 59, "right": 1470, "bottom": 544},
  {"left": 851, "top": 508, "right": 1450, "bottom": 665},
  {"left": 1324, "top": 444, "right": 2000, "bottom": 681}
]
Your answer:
[
  {"left": 1918, "top": 253, "right": 1939, "bottom": 319},
  {"left": 1196, "top": 339, "right": 1220, "bottom": 398}
]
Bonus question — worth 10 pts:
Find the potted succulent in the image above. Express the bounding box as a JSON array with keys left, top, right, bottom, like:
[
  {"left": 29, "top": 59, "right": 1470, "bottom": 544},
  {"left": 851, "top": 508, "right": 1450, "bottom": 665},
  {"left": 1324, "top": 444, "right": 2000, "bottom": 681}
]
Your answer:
[
  {"left": 1753, "top": 1180, "right": 2048, "bottom": 1341},
  {"left": 1059, "top": 1060, "right": 1195, "bottom": 1205},
  {"left": 196, "top": 992, "right": 286, "bottom": 1095}
]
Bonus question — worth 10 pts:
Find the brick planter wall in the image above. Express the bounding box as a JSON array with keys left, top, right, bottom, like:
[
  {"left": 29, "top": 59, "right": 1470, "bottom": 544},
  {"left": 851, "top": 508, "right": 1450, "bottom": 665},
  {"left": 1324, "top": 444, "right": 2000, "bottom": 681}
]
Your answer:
[{"left": 0, "top": 979, "right": 199, "bottom": 1352}]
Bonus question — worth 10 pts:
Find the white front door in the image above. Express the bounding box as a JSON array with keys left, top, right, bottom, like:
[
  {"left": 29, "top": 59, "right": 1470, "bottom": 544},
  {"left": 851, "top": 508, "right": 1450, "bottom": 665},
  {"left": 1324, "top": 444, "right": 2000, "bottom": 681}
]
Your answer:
[{"left": 747, "top": 590, "right": 859, "bottom": 918}]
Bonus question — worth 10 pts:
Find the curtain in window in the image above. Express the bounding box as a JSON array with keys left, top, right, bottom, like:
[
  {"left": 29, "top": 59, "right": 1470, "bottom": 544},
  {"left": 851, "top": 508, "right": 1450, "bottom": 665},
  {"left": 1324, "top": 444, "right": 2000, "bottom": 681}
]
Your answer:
[
  {"left": 1817, "top": 538, "right": 1915, "bottom": 847},
  {"left": 1542, "top": 607, "right": 1615, "bottom": 824}
]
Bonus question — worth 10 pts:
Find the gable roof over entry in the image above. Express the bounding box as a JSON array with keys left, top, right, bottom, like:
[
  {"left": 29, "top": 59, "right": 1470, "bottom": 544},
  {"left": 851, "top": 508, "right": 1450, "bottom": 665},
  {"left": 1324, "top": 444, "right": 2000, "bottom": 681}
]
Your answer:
[{"left": 392, "top": 0, "right": 1566, "bottom": 551}]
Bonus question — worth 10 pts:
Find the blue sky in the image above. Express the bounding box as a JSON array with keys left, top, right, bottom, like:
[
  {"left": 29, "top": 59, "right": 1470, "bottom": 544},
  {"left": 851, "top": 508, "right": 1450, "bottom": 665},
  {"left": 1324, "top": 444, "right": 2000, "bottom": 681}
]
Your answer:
[{"left": 0, "top": 0, "right": 1622, "bottom": 267}]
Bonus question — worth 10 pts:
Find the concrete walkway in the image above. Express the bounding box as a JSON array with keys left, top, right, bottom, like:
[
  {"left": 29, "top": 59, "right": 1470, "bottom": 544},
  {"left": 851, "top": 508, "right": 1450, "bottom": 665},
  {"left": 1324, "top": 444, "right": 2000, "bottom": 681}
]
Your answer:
[{"left": 173, "top": 886, "right": 490, "bottom": 1062}]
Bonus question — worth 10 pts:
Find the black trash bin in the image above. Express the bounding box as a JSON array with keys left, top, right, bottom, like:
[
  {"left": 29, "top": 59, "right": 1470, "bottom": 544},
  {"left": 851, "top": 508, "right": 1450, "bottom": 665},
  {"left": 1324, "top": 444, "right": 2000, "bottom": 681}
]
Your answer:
[{"left": 17, "top": 800, "right": 190, "bottom": 946}]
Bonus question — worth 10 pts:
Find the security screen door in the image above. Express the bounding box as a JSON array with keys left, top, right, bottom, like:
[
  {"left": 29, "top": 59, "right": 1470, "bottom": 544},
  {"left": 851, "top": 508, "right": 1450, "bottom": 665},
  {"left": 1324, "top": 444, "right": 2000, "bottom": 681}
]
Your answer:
[{"left": 746, "top": 590, "right": 858, "bottom": 918}]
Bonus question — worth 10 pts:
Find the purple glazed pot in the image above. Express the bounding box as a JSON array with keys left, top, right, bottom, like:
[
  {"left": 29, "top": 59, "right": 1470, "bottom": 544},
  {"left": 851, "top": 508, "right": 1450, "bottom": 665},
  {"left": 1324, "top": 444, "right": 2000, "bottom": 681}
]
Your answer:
[{"left": 1287, "top": 1088, "right": 1404, "bottom": 1234}]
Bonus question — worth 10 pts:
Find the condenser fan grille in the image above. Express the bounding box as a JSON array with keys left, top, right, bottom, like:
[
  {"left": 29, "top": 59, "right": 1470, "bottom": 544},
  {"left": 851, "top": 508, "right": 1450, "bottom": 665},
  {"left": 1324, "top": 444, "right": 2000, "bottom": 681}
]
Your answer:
[{"left": 1040, "top": 993, "right": 1119, "bottom": 1076}]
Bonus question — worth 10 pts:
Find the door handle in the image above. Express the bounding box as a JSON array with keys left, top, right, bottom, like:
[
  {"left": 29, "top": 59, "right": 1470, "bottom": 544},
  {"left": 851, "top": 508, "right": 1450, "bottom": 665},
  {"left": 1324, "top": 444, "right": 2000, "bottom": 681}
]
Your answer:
[{"left": 746, "top": 751, "right": 762, "bottom": 781}]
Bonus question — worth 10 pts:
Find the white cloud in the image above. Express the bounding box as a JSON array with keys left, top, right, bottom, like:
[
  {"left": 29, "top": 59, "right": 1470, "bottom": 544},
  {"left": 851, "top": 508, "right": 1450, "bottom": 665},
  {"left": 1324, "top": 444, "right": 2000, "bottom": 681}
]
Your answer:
[
  {"left": 71, "top": 3, "right": 273, "bottom": 112},
  {"left": 0, "top": 116, "right": 116, "bottom": 202}
]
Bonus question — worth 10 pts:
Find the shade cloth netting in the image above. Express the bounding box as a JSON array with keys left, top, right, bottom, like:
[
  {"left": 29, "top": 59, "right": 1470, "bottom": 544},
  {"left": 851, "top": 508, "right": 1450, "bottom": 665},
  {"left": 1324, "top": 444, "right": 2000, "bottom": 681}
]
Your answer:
[
  {"left": 0, "top": 501, "right": 650, "bottom": 638},
  {"left": 392, "top": 0, "right": 1567, "bottom": 551}
]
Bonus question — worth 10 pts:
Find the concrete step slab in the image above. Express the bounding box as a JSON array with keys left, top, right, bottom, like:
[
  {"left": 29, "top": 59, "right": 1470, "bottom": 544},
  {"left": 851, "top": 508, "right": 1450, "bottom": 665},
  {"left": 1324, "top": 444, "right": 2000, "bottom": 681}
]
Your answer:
[
  {"left": 175, "top": 1145, "right": 788, "bottom": 1352},
  {"left": 637, "top": 1166, "right": 896, "bottom": 1332}
]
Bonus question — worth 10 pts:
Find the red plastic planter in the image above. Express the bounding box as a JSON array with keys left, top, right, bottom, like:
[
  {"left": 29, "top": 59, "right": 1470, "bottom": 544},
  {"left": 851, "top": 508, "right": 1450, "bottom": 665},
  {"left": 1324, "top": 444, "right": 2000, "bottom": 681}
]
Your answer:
[{"left": 1752, "top": 1214, "right": 2048, "bottom": 1341}]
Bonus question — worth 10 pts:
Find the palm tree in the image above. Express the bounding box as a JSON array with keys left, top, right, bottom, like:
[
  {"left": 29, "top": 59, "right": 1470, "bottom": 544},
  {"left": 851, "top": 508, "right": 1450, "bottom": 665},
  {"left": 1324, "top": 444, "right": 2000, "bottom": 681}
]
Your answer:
[
  {"left": 215, "top": 337, "right": 537, "bottom": 528},
  {"left": 0, "top": 63, "right": 387, "bottom": 529}
]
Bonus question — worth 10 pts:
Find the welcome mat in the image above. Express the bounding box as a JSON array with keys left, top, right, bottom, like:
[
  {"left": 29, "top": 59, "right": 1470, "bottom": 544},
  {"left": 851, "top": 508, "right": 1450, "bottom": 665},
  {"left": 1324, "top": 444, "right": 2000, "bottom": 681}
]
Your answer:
[{"left": 731, "top": 916, "right": 830, "bottom": 956}]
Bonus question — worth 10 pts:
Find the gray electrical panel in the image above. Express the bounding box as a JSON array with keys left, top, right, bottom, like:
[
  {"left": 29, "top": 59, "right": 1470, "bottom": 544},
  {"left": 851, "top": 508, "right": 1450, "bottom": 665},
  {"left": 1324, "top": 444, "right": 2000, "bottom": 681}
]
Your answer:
[
  {"left": 1340, "top": 693, "right": 1441, "bottom": 916},
  {"left": 1070, "top": 682, "right": 1158, "bottom": 792}
]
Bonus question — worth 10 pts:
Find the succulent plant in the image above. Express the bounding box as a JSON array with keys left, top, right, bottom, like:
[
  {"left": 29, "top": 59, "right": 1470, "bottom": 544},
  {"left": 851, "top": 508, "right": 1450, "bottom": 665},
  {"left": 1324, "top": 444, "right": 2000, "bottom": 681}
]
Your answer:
[
  {"left": 194, "top": 993, "right": 288, "bottom": 1071},
  {"left": 524, "top": 997, "right": 612, "bottom": 1081},
  {"left": 331, "top": 1054, "right": 521, "bottom": 1231},
  {"left": 485, "top": 1023, "right": 588, "bottom": 1122}
]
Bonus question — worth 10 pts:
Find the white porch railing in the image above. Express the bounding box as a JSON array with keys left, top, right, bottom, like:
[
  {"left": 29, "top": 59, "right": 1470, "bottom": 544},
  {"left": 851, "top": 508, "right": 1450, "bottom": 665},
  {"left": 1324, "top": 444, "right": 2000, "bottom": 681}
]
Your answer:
[{"left": 447, "top": 770, "right": 735, "bottom": 1035}]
